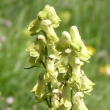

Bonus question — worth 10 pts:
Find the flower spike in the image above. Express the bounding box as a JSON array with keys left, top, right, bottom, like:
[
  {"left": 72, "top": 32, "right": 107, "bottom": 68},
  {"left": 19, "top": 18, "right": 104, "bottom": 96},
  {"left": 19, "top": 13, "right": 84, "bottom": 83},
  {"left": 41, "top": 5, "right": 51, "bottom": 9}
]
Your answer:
[{"left": 25, "top": 5, "right": 94, "bottom": 110}]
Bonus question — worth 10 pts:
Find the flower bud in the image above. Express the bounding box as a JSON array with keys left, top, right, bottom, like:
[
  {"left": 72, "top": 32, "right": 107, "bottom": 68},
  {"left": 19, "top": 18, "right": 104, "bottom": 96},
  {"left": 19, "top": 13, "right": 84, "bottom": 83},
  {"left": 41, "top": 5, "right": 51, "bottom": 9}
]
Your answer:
[
  {"left": 73, "top": 92, "right": 88, "bottom": 110},
  {"left": 40, "top": 20, "right": 59, "bottom": 44}
]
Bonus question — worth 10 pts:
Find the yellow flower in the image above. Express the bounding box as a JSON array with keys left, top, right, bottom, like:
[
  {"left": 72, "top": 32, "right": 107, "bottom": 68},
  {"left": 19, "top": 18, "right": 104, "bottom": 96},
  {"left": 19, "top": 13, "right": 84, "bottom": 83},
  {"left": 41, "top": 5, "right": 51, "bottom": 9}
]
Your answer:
[
  {"left": 68, "top": 57, "right": 81, "bottom": 89},
  {"left": 31, "top": 73, "right": 46, "bottom": 102},
  {"left": 38, "top": 5, "right": 50, "bottom": 20},
  {"left": 60, "top": 83, "right": 72, "bottom": 109},
  {"left": 76, "top": 43, "right": 92, "bottom": 62},
  {"left": 47, "top": 6, "right": 61, "bottom": 28},
  {"left": 28, "top": 5, "right": 50, "bottom": 35},
  {"left": 40, "top": 20, "right": 59, "bottom": 44},
  {"left": 99, "top": 64, "right": 110, "bottom": 76},
  {"left": 86, "top": 46, "right": 96, "bottom": 54},
  {"left": 80, "top": 70, "right": 95, "bottom": 94},
  {"left": 73, "top": 92, "right": 88, "bottom": 110},
  {"left": 29, "top": 55, "right": 43, "bottom": 66},
  {"left": 70, "top": 26, "right": 92, "bottom": 62},
  {"left": 51, "top": 89, "right": 61, "bottom": 109},
  {"left": 28, "top": 18, "right": 41, "bottom": 35},
  {"left": 28, "top": 5, "right": 61, "bottom": 36},
  {"left": 44, "top": 55, "right": 58, "bottom": 82},
  {"left": 55, "top": 48, "right": 71, "bottom": 73},
  {"left": 26, "top": 5, "right": 95, "bottom": 109},
  {"left": 26, "top": 35, "right": 46, "bottom": 63},
  {"left": 56, "top": 31, "right": 72, "bottom": 51}
]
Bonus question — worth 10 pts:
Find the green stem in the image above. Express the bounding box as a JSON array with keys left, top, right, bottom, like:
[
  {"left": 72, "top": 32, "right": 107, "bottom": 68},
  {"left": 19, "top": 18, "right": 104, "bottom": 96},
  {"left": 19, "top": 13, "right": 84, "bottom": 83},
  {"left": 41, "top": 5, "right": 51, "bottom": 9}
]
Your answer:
[
  {"left": 45, "top": 98, "right": 51, "bottom": 108},
  {"left": 41, "top": 60, "right": 46, "bottom": 68},
  {"left": 45, "top": 46, "right": 48, "bottom": 59},
  {"left": 23, "top": 66, "right": 37, "bottom": 69},
  {"left": 71, "top": 88, "right": 74, "bottom": 110},
  {"left": 48, "top": 82, "right": 52, "bottom": 108}
]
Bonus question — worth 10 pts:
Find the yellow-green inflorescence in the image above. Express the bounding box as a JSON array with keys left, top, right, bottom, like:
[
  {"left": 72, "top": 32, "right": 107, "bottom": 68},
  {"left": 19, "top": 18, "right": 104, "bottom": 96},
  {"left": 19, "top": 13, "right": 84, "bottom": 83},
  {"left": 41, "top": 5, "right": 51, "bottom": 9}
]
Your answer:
[{"left": 26, "top": 5, "right": 95, "bottom": 110}]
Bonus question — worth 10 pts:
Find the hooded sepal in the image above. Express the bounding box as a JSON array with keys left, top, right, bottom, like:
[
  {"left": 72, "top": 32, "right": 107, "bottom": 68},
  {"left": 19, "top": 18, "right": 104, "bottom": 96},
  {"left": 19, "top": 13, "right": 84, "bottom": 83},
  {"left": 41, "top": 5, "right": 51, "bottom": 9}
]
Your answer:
[
  {"left": 56, "top": 31, "right": 72, "bottom": 51},
  {"left": 44, "top": 55, "right": 58, "bottom": 82},
  {"left": 26, "top": 35, "right": 46, "bottom": 63},
  {"left": 73, "top": 92, "right": 88, "bottom": 110},
  {"left": 60, "top": 83, "right": 72, "bottom": 109},
  {"left": 31, "top": 73, "right": 46, "bottom": 102},
  {"left": 47, "top": 6, "right": 61, "bottom": 28},
  {"left": 80, "top": 70, "right": 95, "bottom": 94},
  {"left": 40, "top": 20, "right": 59, "bottom": 44}
]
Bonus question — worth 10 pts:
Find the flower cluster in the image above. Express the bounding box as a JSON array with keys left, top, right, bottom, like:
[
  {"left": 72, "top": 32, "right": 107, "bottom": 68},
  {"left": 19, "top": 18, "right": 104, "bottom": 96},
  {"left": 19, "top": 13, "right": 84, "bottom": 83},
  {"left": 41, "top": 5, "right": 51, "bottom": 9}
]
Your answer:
[{"left": 26, "top": 5, "right": 95, "bottom": 110}]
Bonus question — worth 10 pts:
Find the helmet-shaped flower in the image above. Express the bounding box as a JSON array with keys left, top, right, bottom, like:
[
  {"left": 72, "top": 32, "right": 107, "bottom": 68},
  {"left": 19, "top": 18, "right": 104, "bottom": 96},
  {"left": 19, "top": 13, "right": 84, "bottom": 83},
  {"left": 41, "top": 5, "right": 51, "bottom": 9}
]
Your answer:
[
  {"left": 73, "top": 92, "right": 88, "bottom": 110},
  {"left": 40, "top": 20, "right": 59, "bottom": 44}
]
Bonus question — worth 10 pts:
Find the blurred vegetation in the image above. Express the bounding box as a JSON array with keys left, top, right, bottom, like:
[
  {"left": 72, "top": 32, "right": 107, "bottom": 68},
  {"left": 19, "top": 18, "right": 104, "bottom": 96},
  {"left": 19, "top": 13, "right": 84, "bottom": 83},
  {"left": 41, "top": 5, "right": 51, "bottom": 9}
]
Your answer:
[{"left": 0, "top": 0, "right": 110, "bottom": 110}]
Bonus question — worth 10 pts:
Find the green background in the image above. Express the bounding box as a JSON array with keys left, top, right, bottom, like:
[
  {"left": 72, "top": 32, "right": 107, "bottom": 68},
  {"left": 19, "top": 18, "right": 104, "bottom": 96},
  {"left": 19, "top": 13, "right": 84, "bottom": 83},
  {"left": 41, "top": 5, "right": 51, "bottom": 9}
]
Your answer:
[{"left": 0, "top": 0, "right": 110, "bottom": 110}]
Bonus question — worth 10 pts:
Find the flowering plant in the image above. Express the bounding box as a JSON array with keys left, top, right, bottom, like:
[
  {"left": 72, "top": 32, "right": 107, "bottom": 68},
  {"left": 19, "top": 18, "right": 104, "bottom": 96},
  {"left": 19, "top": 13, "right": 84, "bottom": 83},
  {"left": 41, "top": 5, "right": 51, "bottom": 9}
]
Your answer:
[{"left": 26, "top": 5, "right": 95, "bottom": 110}]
